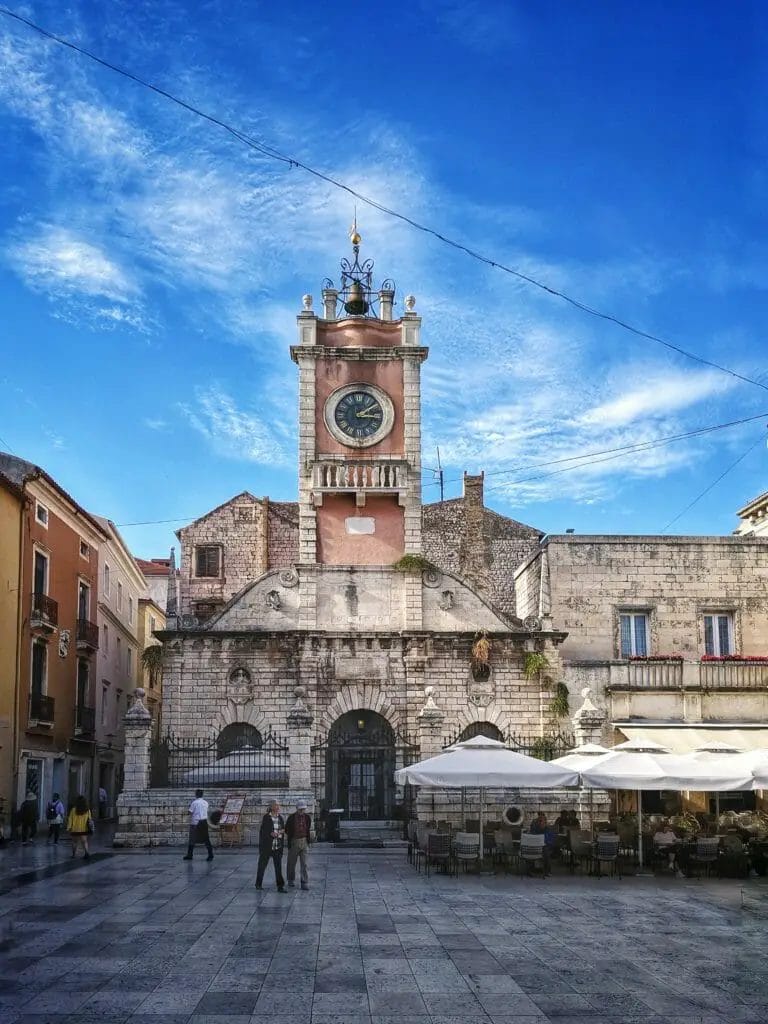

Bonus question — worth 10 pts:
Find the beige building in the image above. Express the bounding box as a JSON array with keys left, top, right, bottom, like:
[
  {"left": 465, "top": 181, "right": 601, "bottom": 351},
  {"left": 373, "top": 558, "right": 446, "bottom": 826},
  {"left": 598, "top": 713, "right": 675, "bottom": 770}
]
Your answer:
[
  {"left": 137, "top": 596, "right": 166, "bottom": 736},
  {"left": 93, "top": 516, "right": 146, "bottom": 816},
  {"left": 734, "top": 489, "right": 768, "bottom": 537}
]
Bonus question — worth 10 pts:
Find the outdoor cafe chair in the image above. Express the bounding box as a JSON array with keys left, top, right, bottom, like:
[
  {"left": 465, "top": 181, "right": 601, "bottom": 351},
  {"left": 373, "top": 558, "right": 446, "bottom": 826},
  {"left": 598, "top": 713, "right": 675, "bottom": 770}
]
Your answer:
[
  {"left": 406, "top": 820, "right": 417, "bottom": 864},
  {"left": 454, "top": 833, "right": 481, "bottom": 873},
  {"left": 593, "top": 833, "right": 621, "bottom": 879},
  {"left": 688, "top": 837, "right": 720, "bottom": 879},
  {"left": 414, "top": 825, "right": 431, "bottom": 872},
  {"left": 426, "top": 831, "right": 454, "bottom": 876},
  {"left": 492, "top": 830, "right": 518, "bottom": 872},
  {"left": 568, "top": 833, "right": 594, "bottom": 875},
  {"left": 519, "top": 832, "right": 547, "bottom": 877}
]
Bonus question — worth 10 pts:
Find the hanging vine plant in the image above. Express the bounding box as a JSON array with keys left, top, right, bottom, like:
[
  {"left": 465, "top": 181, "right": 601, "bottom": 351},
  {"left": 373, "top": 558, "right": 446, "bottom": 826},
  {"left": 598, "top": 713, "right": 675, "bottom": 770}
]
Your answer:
[
  {"left": 549, "top": 681, "right": 570, "bottom": 718},
  {"left": 392, "top": 553, "right": 435, "bottom": 573},
  {"left": 523, "top": 650, "right": 549, "bottom": 679}
]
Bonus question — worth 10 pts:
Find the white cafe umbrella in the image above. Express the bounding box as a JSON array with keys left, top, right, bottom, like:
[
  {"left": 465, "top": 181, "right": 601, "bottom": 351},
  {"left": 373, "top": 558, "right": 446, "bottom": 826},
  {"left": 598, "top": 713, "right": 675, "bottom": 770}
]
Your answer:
[
  {"left": 680, "top": 742, "right": 744, "bottom": 821},
  {"left": 395, "top": 735, "right": 580, "bottom": 859},
  {"left": 580, "top": 738, "right": 754, "bottom": 867},
  {"left": 183, "top": 746, "right": 289, "bottom": 786},
  {"left": 551, "top": 743, "right": 611, "bottom": 828}
]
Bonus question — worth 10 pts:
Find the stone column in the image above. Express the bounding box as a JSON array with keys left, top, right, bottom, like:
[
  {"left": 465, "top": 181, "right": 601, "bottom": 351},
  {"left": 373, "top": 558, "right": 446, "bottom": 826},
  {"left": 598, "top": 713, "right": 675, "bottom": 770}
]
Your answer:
[
  {"left": 572, "top": 687, "right": 610, "bottom": 826},
  {"left": 287, "top": 685, "right": 314, "bottom": 795},
  {"left": 122, "top": 688, "right": 152, "bottom": 793},
  {"left": 415, "top": 686, "right": 445, "bottom": 825}
]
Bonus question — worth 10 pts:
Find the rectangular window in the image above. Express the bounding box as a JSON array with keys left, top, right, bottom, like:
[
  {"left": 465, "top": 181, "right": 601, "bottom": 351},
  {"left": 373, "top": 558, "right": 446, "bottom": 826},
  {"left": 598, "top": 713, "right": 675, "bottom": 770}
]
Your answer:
[
  {"left": 102, "top": 624, "right": 109, "bottom": 653},
  {"left": 704, "top": 613, "right": 733, "bottom": 656},
  {"left": 128, "top": 596, "right": 134, "bottom": 624},
  {"left": 33, "top": 550, "right": 48, "bottom": 595},
  {"left": 127, "top": 648, "right": 133, "bottom": 675},
  {"left": 117, "top": 581, "right": 123, "bottom": 611},
  {"left": 619, "top": 612, "right": 649, "bottom": 657},
  {"left": 78, "top": 580, "right": 89, "bottom": 620},
  {"left": 31, "top": 640, "right": 47, "bottom": 695},
  {"left": 104, "top": 563, "right": 110, "bottom": 596},
  {"left": 35, "top": 502, "right": 49, "bottom": 527},
  {"left": 79, "top": 539, "right": 90, "bottom": 559},
  {"left": 116, "top": 637, "right": 122, "bottom": 670},
  {"left": 101, "top": 686, "right": 108, "bottom": 726},
  {"left": 149, "top": 615, "right": 157, "bottom": 635},
  {"left": 195, "top": 545, "right": 221, "bottom": 578},
  {"left": 77, "top": 658, "right": 89, "bottom": 706}
]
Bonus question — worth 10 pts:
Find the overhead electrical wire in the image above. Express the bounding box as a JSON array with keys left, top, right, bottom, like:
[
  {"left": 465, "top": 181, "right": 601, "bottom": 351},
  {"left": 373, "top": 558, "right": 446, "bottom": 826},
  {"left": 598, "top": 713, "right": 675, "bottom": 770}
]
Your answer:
[
  {"left": 115, "top": 410, "right": 766, "bottom": 526},
  {"left": 2, "top": 5, "right": 767, "bottom": 396},
  {"left": 660, "top": 434, "right": 766, "bottom": 533}
]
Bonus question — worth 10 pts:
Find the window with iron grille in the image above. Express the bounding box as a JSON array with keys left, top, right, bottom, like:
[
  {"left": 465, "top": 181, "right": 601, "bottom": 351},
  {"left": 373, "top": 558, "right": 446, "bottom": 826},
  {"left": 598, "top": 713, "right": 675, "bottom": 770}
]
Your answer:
[
  {"left": 619, "top": 612, "right": 649, "bottom": 657},
  {"left": 457, "top": 721, "right": 504, "bottom": 743},
  {"left": 31, "top": 640, "right": 47, "bottom": 695},
  {"left": 704, "top": 613, "right": 733, "bottom": 656},
  {"left": 195, "top": 545, "right": 222, "bottom": 578}
]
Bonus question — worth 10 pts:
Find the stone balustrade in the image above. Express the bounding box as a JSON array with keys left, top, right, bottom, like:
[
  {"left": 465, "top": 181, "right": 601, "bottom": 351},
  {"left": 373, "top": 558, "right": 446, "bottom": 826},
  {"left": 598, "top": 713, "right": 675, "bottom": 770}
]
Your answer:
[{"left": 312, "top": 457, "right": 408, "bottom": 492}]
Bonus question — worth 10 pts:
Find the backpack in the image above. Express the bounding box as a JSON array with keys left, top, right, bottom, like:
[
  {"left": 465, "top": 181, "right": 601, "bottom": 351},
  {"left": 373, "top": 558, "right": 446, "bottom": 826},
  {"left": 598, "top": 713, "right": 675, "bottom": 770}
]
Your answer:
[{"left": 46, "top": 801, "right": 57, "bottom": 821}]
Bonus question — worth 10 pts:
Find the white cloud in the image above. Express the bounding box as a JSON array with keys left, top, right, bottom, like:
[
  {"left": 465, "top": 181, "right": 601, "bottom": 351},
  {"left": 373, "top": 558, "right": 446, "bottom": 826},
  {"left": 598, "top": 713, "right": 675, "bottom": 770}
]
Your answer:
[
  {"left": 143, "top": 418, "right": 168, "bottom": 431},
  {"left": 179, "top": 385, "right": 293, "bottom": 466},
  {"left": 578, "top": 370, "right": 729, "bottom": 428},
  {"left": 8, "top": 224, "right": 138, "bottom": 302}
]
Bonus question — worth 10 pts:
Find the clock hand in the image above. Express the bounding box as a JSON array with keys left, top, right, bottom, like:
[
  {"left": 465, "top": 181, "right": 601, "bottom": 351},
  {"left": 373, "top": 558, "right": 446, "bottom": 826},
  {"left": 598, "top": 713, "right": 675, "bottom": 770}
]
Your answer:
[{"left": 355, "top": 407, "right": 382, "bottom": 419}]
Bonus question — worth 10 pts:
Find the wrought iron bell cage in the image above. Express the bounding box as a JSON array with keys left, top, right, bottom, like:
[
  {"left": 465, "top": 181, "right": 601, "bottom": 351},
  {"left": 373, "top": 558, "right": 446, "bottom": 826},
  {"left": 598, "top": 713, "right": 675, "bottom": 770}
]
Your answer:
[{"left": 322, "top": 232, "right": 395, "bottom": 319}]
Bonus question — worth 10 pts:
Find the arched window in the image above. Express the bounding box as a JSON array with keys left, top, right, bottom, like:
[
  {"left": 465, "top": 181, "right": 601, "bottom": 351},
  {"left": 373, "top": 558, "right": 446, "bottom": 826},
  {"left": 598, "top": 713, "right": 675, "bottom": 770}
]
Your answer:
[
  {"left": 217, "top": 723, "right": 262, "bottom": 758},
  {"left": 458, "top": 721, "right": 504, "bottom": 743}
]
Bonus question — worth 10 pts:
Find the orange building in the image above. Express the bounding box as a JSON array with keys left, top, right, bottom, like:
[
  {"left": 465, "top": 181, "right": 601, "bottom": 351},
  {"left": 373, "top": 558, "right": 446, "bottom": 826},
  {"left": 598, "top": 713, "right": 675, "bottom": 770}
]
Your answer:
[{"left": 0, "top": 454, "right": 107, "bottom": 824}]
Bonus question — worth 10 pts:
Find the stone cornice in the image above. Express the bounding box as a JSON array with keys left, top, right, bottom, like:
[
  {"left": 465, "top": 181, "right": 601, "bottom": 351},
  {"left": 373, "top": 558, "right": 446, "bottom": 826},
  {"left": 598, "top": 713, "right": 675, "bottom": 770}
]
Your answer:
[{"left": 290, "top": 345, "right": 429, "bottom": 364}]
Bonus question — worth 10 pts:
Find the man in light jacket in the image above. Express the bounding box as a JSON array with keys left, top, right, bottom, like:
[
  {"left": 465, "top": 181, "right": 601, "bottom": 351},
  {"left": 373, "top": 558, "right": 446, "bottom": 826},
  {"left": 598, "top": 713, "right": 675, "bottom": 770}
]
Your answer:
[{"left": 286, "top": 799, "right": 312, "bottom": 890}]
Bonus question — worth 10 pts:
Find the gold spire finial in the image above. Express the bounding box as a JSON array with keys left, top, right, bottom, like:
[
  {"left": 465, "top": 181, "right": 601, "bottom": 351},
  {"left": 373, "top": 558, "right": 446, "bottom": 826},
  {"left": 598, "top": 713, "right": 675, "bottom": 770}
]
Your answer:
[{"left": 350, "top": 209, "right": 361, "bottom": 248}]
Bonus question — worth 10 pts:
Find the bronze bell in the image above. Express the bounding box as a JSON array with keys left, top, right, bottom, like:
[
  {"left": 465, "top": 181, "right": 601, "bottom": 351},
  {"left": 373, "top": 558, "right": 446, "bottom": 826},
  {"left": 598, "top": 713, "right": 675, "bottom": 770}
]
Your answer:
[{"left": 344, "top": 279, "right": 368, "bottom": 316}]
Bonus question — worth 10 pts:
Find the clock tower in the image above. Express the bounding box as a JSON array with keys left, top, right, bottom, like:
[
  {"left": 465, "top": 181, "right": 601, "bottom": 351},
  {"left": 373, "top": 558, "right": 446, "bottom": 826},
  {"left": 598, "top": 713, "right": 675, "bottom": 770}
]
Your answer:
[{"left": 291, "top": 228, "right": 427, "bottom": 576}]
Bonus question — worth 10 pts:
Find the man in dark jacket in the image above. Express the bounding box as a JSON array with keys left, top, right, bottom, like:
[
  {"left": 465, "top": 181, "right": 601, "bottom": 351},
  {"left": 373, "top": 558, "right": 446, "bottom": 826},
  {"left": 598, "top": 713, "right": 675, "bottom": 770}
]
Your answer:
[
  {"left": 286, "top": 799, "right": 312, "bottom": 890},
  {"left": 19, "top": 792, "right": 38, "bottom": 844},
  {"left": 255, "top": 800, "right": 286, "bottom": 892}
]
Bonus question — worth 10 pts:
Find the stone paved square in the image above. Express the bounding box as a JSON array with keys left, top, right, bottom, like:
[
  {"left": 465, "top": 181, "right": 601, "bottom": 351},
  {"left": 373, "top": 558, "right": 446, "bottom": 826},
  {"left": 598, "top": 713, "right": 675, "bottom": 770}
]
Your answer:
[{"left": 1, "top": 846, "right": 767, "bottom": 1024}]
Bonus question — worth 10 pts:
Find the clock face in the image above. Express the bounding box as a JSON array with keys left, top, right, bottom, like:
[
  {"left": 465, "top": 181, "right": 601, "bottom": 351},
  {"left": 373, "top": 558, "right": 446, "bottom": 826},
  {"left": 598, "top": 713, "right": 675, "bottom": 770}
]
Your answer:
[
  {"left": 325, "top": 383, "right": 394, "bottom": 448},
  {"left": 334, "top": 389, "right": 384, "bottom": 440}
]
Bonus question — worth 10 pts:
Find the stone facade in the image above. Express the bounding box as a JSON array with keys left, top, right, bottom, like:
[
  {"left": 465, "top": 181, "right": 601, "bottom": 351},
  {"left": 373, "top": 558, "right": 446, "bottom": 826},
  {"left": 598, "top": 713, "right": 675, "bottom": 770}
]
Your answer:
[{"left": 515, "top": 534, "right": 768, "bottom": 749}]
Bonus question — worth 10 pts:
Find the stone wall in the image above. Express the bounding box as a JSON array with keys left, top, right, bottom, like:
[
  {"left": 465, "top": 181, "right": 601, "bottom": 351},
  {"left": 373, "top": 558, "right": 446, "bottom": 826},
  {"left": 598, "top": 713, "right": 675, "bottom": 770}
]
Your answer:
[{"left": 516, "top": 535, "right": 768, "bottom": 662}]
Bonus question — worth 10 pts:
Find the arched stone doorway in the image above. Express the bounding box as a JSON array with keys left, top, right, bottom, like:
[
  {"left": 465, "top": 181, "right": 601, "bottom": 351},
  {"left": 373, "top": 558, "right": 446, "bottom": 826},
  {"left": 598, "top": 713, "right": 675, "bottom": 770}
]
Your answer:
[
  {"left": 325, "top": 710, "right": 395, "bottom": 820},
  {"left": 458, "top": 721, "right": 504, "bottom": 743}
]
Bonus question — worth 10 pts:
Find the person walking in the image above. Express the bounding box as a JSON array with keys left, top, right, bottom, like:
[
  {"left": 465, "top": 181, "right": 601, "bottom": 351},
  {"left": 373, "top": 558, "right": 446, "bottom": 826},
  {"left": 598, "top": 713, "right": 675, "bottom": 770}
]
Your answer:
[
  {"left": 19, "top": 791, "right": 38, "bottom": 845},
  {"left": 286, "top": 799, "right": 312, "bottom": 890},
  {"left": 183, "top": 789, "right": 214, "bottom": 861},
  {"left": 46, "top": 792, "right": 65, "bottom": 845},
  {"left": 67, "top": 794, "right": 92, "bottom": 859},
  {"left": 255, "top": 800, "right": 286, "bottom": 892},
  {"left": 98, "top": 786, "right": 108, "bottom": 819}
]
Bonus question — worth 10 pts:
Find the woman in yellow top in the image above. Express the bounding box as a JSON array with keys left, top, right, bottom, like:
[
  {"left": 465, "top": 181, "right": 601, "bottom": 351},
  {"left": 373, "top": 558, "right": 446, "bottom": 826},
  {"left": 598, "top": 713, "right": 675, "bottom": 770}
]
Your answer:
[{"left": 67, "top": 794, "right": 92, "bottom": 859}]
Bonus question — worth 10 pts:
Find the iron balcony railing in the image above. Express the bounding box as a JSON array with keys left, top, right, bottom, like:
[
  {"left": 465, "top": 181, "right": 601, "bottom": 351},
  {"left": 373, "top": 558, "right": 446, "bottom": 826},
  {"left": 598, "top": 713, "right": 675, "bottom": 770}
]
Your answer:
[
  {"left": 74, "top": 704, "right": 95, "bottom": 737},
  {"left": 29, "top": 692, "right": 55, "bottom": 723},
  {"left": 31, "top": 592, "right": 58, "bottom": 628},
  {"left": 150, "top": 729, "right": 290, "bottom": 789},
  {"left": 76, "top": 618, "right": 99, "bottom": 650}
]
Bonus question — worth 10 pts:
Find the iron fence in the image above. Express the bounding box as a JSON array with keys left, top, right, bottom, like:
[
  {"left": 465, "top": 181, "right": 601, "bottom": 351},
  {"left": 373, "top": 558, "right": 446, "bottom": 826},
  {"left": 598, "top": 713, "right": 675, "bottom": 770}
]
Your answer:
[
  {"left": 442, "top": 727, "right": 575, "bottom": 761},
  {"left": 150, "top": 729, "right": 289, "bottom": 789}
]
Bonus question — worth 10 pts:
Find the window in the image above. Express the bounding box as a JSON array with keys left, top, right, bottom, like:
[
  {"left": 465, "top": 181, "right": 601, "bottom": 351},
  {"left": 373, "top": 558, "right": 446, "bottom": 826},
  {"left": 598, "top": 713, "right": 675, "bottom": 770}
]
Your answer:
[
  {"left": 31, "top": 639, "right": 47, "bottom": 695},
  {"left": 149, "top": 615, "right": 157, "bottom": 635},
  {"left": 619, "top": 612, "right": 649, "bottom": 657},
  {"left": 102, "top": 624, "right": 109, "bottom": 653},
  {"left": 33, "top": 550, "right": 49, "bottom": 595},
  {"left": 127, "top": 647, "right": 133, "bottom": 675},
  {"left": 78, "top": 581, "right": 90, "bottom": 620},
  {"left": 35, "top": 501, "right": 49, "bottom": 527},
  {"left": 457, "top": 722, "right": 504, "bottom": 743},
  {"left": 116, "top": 637, "right": 122, "bottom": 670},
  {"left": 79, "top": 539, "right": 90, "bottom": 559},
  {"left": 128, "top": 596, "right": 134, "bottom": 624},
  {"left": 217, "top": 723, "right": 263, "bottom": 758},
  {"left": 195, "top": 545, "right": 221, "bottom": 578},
  {"left": 117, "top": 581, "right": 123, "bottom": 611},
  {"left": 704, "top": 613, "right": 733, "bottom": 656},
  {"left": 103, "top": 563, "right": 110, "bottom": 596},
  {"left": 101, "top": 686, "right": 108, "bottom": 726},
  {"left": 77, "top": 658, "right": 89, "bottom": 706}
]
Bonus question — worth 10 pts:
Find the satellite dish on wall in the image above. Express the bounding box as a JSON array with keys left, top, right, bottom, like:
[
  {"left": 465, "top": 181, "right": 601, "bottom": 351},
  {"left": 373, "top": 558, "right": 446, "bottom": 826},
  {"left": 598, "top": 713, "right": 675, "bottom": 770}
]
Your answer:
[{"left": 503, "top": 806, "right": 522, "bottom": 826}]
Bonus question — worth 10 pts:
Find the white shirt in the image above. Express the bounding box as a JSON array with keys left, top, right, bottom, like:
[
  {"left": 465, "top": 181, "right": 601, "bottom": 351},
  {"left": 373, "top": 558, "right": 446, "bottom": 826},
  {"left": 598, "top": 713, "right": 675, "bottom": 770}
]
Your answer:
[
  {"left": 189, "top": 797, "right": 209, "bottom": 825},
  {"left": 654, "top": 829, "right": 677, "bottom": 846}
]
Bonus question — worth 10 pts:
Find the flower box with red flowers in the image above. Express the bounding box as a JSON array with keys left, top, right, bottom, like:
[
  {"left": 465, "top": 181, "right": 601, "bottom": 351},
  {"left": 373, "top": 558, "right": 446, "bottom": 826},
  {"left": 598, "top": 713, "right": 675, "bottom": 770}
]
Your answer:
[
  {"left": 629, "top": 655, "right": 684, "bottom": 662},
  {"left": 700, "top": 654, "right": 768, "bottom": 663}
]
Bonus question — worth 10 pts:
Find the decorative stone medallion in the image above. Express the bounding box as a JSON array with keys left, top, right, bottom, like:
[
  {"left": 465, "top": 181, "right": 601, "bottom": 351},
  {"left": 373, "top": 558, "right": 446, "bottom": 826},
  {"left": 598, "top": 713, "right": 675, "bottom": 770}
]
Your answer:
[
  {"left": 467, "top": 665, "right": 495, "bottom": 708},
  {"left": 279, "top": 568, "right": 299, "bottom": 588}
]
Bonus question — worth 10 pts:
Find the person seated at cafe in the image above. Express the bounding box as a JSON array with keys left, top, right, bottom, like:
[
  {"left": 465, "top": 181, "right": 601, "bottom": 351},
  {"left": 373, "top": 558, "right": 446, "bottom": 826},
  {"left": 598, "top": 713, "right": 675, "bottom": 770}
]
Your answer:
[
  {"left": 530, "top": 812, "right": 557, "bottom": 872},
  {"left": 554, "top": 808, "right": 571, "bottom": 832},
  {"left": 653, "top": 821, "right": 678, "bottom": 870},
  {"left": 567, "top": 810, "right": 581, "bottom": 829}
]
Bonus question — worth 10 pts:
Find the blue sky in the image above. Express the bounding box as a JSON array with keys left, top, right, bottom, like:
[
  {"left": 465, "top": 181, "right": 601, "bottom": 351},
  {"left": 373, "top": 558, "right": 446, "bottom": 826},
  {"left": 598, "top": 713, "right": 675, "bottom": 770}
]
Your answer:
[{"left": 1, "top": 0, "right": 767, "bottom": 559}]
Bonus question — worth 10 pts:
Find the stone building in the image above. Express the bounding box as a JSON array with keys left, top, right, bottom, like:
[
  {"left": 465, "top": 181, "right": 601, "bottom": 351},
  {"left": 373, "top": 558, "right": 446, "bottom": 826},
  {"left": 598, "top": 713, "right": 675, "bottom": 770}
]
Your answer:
[
  {"left": 734, "top": 488, "right": 768, "bottom": 537},
  {"left": 115, "top": 235, "right": 570, "bottom": 846}
]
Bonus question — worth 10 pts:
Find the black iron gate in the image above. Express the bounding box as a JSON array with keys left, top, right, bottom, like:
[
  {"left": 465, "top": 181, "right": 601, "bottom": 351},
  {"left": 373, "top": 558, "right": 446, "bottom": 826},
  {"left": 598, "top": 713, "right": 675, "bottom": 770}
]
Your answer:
[{"left": 311, "top": 718, "right": 419, "bottom": 822}]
